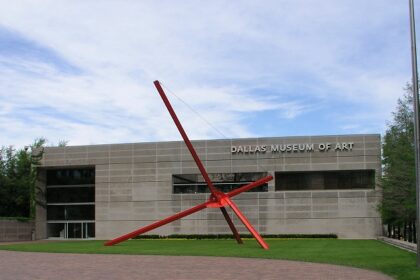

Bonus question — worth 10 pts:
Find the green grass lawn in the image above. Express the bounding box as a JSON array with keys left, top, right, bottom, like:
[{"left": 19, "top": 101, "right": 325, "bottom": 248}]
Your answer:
[{"left": 1, "top": 239, "right": 419, "bottom": 280}]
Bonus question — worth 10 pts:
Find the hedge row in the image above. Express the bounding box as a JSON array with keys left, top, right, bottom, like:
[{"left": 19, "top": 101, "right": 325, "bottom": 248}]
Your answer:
[{"left": 133, "top": 234, "right": 337, "bottom": 239}]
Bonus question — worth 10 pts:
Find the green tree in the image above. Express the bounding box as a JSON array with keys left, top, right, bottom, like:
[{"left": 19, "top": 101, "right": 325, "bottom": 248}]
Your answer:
[
  {"left": 0, "top": 138, "right": 46, "bottom": 218},
  {"left": 381, "top": 86, "right": 417, "bottom": 226}
]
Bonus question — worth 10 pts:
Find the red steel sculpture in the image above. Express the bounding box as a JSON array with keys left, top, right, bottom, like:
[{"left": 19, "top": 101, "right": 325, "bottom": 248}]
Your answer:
[{"left": 104, "top": 80, "right": 273, "bottom": 249}]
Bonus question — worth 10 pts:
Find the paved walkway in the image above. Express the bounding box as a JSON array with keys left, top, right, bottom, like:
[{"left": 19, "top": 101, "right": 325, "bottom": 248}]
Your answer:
[{"left": 0, "top": 250, "right": 393, "bottom": 280}]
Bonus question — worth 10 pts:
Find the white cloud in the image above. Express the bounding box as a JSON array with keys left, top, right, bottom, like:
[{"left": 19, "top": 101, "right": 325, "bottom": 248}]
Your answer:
[{"left": 0, "top": 0, "right": 413, "bottom": 146}]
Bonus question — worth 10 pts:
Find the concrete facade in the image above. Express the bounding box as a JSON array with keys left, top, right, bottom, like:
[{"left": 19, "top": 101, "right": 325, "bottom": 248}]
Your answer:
[{"left": 36, "top": 134, "right": 382, "bottom": 239}]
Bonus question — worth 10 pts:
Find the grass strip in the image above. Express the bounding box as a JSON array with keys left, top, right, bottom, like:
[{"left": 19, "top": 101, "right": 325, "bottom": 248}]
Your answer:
[{"left": 1, "top": 239, "right": 419, "bottom": 280}]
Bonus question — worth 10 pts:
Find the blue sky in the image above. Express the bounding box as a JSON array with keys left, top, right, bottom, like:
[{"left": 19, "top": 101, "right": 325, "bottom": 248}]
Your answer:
[{"left": 0, "top": 0, "right": 417, "bottom": 147}]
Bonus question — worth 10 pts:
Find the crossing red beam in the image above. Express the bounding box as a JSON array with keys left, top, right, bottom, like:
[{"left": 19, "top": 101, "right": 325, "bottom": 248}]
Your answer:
[
  {"left": 104, "top": 81, "right": 273, "bottom": 249},
  {"left": 225, "top": 197, "right": 269, "bottom": 249},
  {"left": 104, "top": 175, "right": 272, "bottom": 246}
]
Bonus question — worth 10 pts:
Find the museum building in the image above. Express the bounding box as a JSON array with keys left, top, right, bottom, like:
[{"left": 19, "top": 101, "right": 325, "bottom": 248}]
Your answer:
[{"left": 34, "top": 134, "right": 382, "bottom": 240}]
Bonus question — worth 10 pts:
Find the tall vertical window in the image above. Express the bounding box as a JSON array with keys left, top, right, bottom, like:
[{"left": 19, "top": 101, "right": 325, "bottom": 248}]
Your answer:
[{"left": 46, "top": 168, "right": 95, "bottom": 239}]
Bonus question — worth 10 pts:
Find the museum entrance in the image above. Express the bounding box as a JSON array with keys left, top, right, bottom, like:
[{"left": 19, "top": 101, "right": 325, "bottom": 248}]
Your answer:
[{"left": 47, "top": 222, "right": 95, "bottom": 239}]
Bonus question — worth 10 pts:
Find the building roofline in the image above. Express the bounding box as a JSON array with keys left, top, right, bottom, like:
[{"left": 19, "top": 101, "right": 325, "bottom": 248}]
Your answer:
[{"left": 43, "top": 133, "right": 381, "bottom": 149}]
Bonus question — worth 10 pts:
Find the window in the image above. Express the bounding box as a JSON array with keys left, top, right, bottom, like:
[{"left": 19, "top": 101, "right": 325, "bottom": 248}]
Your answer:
[
  {"left": 173, "top": 172, "right": 268, "bottom": 194},
  {"left": 47, "top": 205, "right": 95, "bottom": 220},
  {"left": 47, "top": 222, "right": 95, "bottom": 239},
  {"left": 47, "top": 168, "right": 95, "bottom": 186},
  {"left": 46, "top": 167, "right": 95, "bottom": 238},
  {"left": 47, "top": 187, "right": 94, "bottom": 203},
  {"left": 275, "top": 170, "right": 375, "bottom": 191}
]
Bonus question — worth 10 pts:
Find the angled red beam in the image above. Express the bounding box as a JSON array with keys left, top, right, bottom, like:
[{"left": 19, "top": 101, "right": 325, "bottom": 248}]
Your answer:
[
  {"left": 154, "top": 80, "right": 219, "bottom": 196},
  {"left": 104, "top": 201, "right": 209, "bottom": 246},
  {"left": 154, "top": 80, "right": 245, "bottom": 243},
  {"left": 220, "top": 207, "right": 243, "bottom": 244},
  {"left": 225, "top": 197, "right": 269, "bottom": 249}
]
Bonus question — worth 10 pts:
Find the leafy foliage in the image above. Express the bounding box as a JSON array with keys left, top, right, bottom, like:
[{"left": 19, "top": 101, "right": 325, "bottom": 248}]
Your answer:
[
  {"left": 0, "top": 138, "right": 46, "bottom": 218},
  {"left": 381, "top": 86, "right": 417, "bottom": 225}
]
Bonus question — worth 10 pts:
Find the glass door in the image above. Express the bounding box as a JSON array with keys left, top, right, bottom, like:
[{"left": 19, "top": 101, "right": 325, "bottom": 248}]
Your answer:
[{"left": 47, "top": 222, "right": 95, "bottom": 239}]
